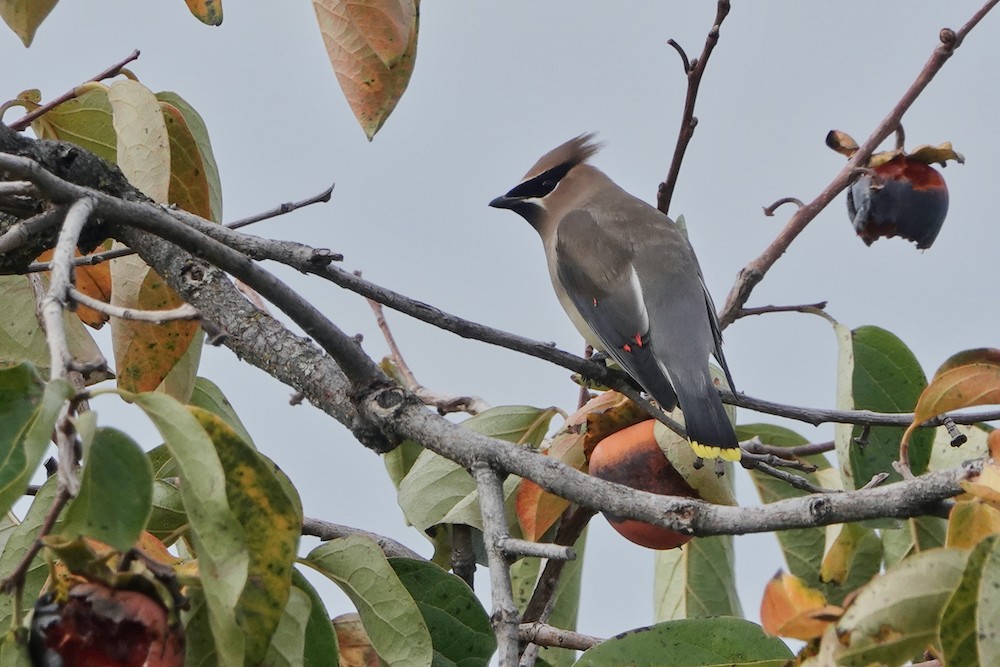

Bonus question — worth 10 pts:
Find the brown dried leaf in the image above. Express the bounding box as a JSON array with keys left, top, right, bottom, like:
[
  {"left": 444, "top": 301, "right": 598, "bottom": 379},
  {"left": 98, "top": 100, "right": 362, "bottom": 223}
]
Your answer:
[
  {"left": 35, "top": 243, "right": 113, "bottom": 328},
  {"left": 313, "top": 0, "right": 418, "bottom": 139},
  {"left": 825, "top": 130, "right": 859, "bottom": 158}
]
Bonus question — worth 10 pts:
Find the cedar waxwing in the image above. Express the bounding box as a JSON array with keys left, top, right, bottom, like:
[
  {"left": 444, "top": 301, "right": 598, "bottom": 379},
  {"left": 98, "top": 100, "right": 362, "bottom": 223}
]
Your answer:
[{"left": 489, "top": 134, "right": 739, "bottom": 461}]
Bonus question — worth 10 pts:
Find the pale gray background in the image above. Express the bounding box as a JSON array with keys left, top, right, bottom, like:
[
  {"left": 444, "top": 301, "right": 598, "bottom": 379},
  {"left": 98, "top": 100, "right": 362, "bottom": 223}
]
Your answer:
[{"left": 3, "top": 0, "right": 997, "bottom": 640}]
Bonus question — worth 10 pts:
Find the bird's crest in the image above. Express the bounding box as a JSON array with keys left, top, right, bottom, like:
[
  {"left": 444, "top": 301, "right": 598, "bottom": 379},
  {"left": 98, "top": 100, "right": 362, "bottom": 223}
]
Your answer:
[{"left": 522, "top": 133, "right": 603, "bottom": 180}]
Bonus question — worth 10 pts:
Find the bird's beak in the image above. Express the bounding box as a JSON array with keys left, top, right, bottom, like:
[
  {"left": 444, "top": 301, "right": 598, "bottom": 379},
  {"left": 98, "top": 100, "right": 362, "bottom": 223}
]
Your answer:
[{"left": 488, "top": 194, "right": 520, "bottom": 210}]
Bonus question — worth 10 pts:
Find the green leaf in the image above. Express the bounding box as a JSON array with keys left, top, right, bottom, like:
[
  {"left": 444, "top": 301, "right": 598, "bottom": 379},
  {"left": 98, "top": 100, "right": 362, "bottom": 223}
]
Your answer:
[
  {"left": 31, "top": 87, "right": 116, "bottom": 163},
  {"left": 389, "top": 558, "right": 496, "bottom": 667},
  {"left": 653, "top": 535, "right": 741, "bottom": 622},
  {"left": 0, "top": 477, "right": 60, "bottom": 635},
  {"left": 146, "top": 478, "right": 186, "bottom": 544},
  {"left": 819, "top": 522, "right": 882, "bottom": 606},
  {"left": 0, "top": 364, "right": 71, "bottom": 517},
  {"left": 132, "top": 392, "right": 248, "bottom": 667},
  {"left": 940, "top": 535, "right": 1000, "bottom": 667},
  {"left": 0, "top": 0, "right": 56, "bottom": 46},
  {"left": 881, "top": 515, "right": 947, "bottom": 569},
  {"left": 573, "top": 617, "right": 793, "bottom": 666},
  {"left": 384, "top": 438, "right": 423, "bottom": 490},
  {"left": 192, "top": 406, "right": 302, "bottom": 665},
  {"left": 0, "top": 635, "right": 32, "bottom": 667},
  {"left": 189, "top": 376, "right": 255, "bottom": 447},
  {"left": 263, "top": 586, "right": 312, "bottom": 667},
  {"left": 155, "top": 91, "right": 223, "bottom": 222},
  {"left": 306, "top": 535, "right": 432, "bottom": 667},
  {"left": 0, "top": 276, "right": 107, "bottom": 383},
  {"left": 291, "top": 569, "right": 340, "bottom": 667},
  {"left": 844, "top": 326, "right": 931, "bottom": 487},
  {"left": 59, "top": 427, "right": 153, "bottom": 551},
  {"left": 834, "top": 547, "right": 968, "bottom": 666}
]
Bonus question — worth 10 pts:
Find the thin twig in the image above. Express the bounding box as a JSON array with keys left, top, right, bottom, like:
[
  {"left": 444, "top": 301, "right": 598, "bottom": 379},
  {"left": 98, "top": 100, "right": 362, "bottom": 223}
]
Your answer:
[
  {"left": 735, "top": 301, "right": 828, "bottom": 320},
  {"left": 763, "top": 197, "right": 805, "bottom": 216},
  {"left": 68, "top": 287, "right": 200, "bottom": 322},
  {"left": 719, "top": 1, "right": 999, "bottom": 328},
  {"left": 24, "top": 183, "right": 338, "bottom": 273},
  {"left": 8, "top": 50, "right": 141, "bottom": 131},
  {"left": 518, "top": 623, "right": 602, "bottom": 652},
  {"left": 496, "top": 537, "right": 576, "bottom": 562},
  {"left": 364, "top": 285, "right": 490, "bottom": 415},
  {"left": 743, "top": 460, "right": 832, "bottom": 494},
  {"left": 744, "top": 439, "right": 835, "bottom": 459},
  {"left": 0, "top": 209, "right": 60, "bottom": 254},
  {"left": 657, "top": 0, "right": 732, "bottom": 215},
  {"left": 301, "top": 517, "right": 424, "bottom": 560},
  {"left": 0, "top": 487, "right": 71, "bottom": 602}
]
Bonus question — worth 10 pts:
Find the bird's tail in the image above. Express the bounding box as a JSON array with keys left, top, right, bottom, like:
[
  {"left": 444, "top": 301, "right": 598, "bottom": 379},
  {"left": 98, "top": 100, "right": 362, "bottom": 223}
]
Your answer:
[{"left": 675, "top": 373, "right": 739, "bottom": 461}]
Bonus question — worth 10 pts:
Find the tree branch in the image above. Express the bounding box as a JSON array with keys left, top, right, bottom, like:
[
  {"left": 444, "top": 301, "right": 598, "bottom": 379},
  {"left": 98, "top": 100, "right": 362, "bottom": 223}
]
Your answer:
[
  {"left": 301, "top": 517, "right": 424, "bottom": 560},
  {"left": 718, "top": 1, "right": 998, "bottom": 328},
  {"left": 657, "top": 0, "right": 731, "bottom": 215}
]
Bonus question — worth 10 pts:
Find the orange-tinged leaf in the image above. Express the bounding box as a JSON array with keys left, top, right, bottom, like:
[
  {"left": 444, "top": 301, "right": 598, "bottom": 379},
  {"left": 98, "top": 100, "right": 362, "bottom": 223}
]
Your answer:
[
  {"left": 515, "top": 430, "right": 584, "bottom": 541},
  {"left": 946, "top": 500, "right": 1000, "bottom": 549},
  {"left": 990, "top": 429, "right": 1000, "bottom": 460},
  {"left": 34, "top": 243, "right": 113, "bottom": 328},
  {"left": 184, "top": 0, "right": 222, "bottom": 26},
  {"left": 933, "top": 348, "right": 1000, "bottom": 379},
  {"left": 760, "top": 571, "right": 842, "bottom": 640},
  {"left": 910, "top": 363, "right": 1000, "bottom": 430},
  {"left": 160, "top": 101, "right": 212, "bottom": 219},
  {"left": 345, "top": 0, "right": 414, "bottom": 67},
  {"left": 961, "top": 463, "right": 1000, "bottom": 511},
  {"left": 334, "top": 613, "right": 380, "bottom": 667},
  {"left": 313, "top": 0, "right": 418, "bottom": 140},
  {"left": 111, "top": 262, "right": 198, "bottom": 394},
  {"left": 0, "top": 0, "right": 58, "bottom": 46},
  {"left": 135, "top": 531, "right": 185, "bottom": 566}
]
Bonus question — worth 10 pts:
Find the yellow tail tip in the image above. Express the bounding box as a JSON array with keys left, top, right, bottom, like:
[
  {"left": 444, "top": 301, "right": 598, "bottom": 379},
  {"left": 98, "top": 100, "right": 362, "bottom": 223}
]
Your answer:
[{"left": 690, "top": 441, "right": 742, "bottom": 462}]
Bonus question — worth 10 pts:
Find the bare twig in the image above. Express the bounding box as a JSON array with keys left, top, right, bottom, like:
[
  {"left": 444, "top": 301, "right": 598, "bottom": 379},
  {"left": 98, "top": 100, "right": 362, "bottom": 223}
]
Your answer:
[
  {"left": 496, "top": 537, "right": 576, "bottom": 562},
  {"left": 719, "top": 2, "right": 998, "bottom": 328},
  {"left": 518, "top": 623, "right": 602, "bottom": 652},
  {"left": 744, "top": 439, "right": 835, "bottom": 459},
  {"left": 735, "top": 301, "right": 828, "bottom": 320},
  {"left": 743, "top": 459, "right": 831, "bottom": 494},
  {"left": 657, "top": 0, "right": 732, "bottom": 215},
  {"left": 8, "top": 50, "right": 141, "bottom": 131},
  {"left": 68, "top": 286, "right": 199, "bottom": 322},
  {"left": 0, "top": 209, "right": 60, "bottom": 254},
  {"left": 364, "top": 289, "right": 490, "bottom": 415},
  {"left": 473, "top": 462, "right": 521, "bottom": 667},
  {"left": 24, "top": 183, "right": 339, "bottom": 273},
  {"left": 301, "top": 517, "right": 424, "bottom": 560},
  {"left": 763, "top": 197, "right": 805, "bottom": 216}
]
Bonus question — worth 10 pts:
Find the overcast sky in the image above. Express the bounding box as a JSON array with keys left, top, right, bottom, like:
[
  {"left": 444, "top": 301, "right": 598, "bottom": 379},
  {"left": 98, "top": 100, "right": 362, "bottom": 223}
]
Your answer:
[{"left": 3, "top": 0, "right": 998, "bottom": 641}]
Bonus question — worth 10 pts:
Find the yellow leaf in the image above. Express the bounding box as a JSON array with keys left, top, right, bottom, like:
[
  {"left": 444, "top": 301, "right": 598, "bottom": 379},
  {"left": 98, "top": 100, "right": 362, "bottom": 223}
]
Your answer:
[
  {"left": 760, "top": 571, "right": 842, "bottom": 641},
  {"left": 961, "top": 463, "right": 1000, "bottom": 511},
  {"left": 184, "top": 0, "right": 222, "bottom": 26},
  {"left": 108, "top": 79, "right": 171, "bottom": 202},
  {"left": 907, "top": 141, "right": 965, "bottom": 166},
  {"left": 313, "top": 0, "right": 419, "bottom": 140},
  {"left": 0, "top": 0, "right": 58, "bottom": 46},
  {"left": 946, "top": 500, "right": 1000, "bottom": 549}
]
